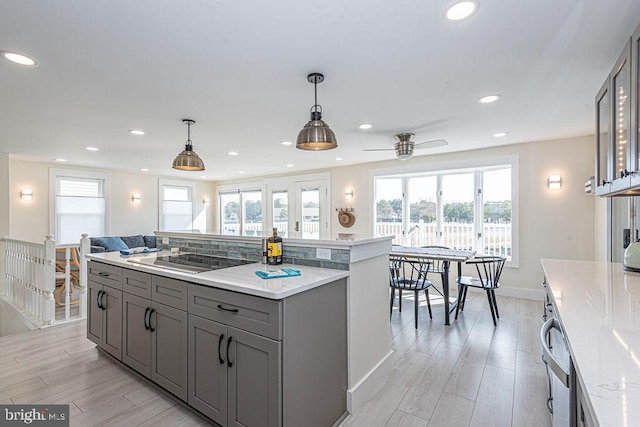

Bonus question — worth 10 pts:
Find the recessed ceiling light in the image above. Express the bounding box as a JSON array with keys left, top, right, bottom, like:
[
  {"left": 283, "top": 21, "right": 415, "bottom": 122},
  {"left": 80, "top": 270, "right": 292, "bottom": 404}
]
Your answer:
[
  {"left": 335, "top": 157, "right": 344, "bottom": 161},
  {"left": 238, "top": 170, "right": 245, "bottom": 174},
  {"left": 493, "top": 132, "right": 508, "bottom": 137},
  {"left": 478, "top": 94, "right": 501, "bottom": 104},
  {"left": 228, "top": 151, "right": 239, "bottom": 156},
  {"left": 129, "top": 130, "right": 145, "bottom": 136},
  {"left": 1, "top": 51, "right": 38, "bottom": 66},
  {"left": 85, "top": 146, "right": 99, "bottom": 151},
  {"left": 286, "top": 164, "right": 294, "bottom": 168},
  {"left": 281, "top": 141, "right": 293, "bottom": 146},
  {"left": 359, "top": 124, "right": 373, "bottom": 130},
  {"left": 55, "top": 158, "right": 67, "bottom": 162},
  {"left": 141, "top": 168, "right": 149, "bottom": 172},
  {"left": 445, "top": 1, "right": 479, "bottom": 22}
]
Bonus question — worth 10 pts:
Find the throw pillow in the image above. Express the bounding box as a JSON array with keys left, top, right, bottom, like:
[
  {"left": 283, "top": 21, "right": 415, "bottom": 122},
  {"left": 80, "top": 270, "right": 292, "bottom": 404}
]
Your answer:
[
  {"left": 120, "top": 235, "right": 145, "bottom": 249},
  {"left": 143, "top": 235, "right": 157, "bottom": 248},
  {"left": 93, "top": 237, "right": 128, "bottom": 252}
]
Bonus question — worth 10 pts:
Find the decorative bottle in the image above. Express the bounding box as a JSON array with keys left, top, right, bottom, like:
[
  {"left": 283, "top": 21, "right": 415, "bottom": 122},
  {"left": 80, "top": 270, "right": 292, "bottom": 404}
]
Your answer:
[{"left": 267, "top": 228, "right": 283, "bottom": 265}]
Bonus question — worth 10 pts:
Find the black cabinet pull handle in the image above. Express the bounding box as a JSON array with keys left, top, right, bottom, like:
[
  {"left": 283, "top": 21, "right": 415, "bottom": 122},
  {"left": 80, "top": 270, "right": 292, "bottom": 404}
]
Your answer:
[
  {"left": 97, "top": 290, "right": 103, "bottom": 309},
  {"left": 149, "top": 309, "right": 156, "bottom": 332},
  {"left": 100, "top": 291, "right": 106, "bottom": 310},
  {"left": 97, "top": 272, "right": 109, "bottom": 277},
  {"left": 217, "top": 304, "right": 239, "bottom": 313},
  {"left": 226, "top": 336, "right": 233, "bottom": 368},
  {"left": 144, "top": 307, "right": 150, "bottom": 330},
  {"left": 218, "top": 333, "right": 225, "bottom": 364}
]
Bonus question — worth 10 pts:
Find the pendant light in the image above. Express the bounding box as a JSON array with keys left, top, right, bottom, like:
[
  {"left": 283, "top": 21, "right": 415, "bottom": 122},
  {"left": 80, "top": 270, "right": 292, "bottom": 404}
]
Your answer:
[
  {"left": 296, "top": 73, "right": 338, "bottom": 150},
  {"left": 172, "top": 119, "right": 205, "bottom": 171}
]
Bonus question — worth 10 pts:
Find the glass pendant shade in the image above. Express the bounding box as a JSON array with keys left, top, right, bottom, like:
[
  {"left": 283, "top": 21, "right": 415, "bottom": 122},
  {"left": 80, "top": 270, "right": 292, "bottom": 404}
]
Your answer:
[
  {"left": 173, "top": 119, "right": 205, "bottom": 171},
  {"left": 296, "top": 73, "right": 337, "bottom": 151}
]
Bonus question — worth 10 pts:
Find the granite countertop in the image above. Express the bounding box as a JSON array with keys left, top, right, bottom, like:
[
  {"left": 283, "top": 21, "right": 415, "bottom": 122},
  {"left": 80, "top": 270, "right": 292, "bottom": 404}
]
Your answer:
[
  {"left": 541, "top": 258, "right": 640, "bottom": 427},
  {"left": 87, "top": 251, "right": 349, "bottom": 300}
]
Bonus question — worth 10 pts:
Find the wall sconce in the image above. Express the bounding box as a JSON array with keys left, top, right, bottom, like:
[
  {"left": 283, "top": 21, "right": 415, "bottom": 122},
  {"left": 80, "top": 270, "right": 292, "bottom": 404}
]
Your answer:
[
  {"left": 548, "top": 175, "right": 562, "bottom": 190},
  {"left": 345, "top": 190, "right": 354, "bottom": 199},
  {"left": 203, "top": 197, "right": 210, "bottom": 206},
  {"left": 20, "top": 189, "right": 33, "bottom": 200},
  {"left": 131, "top": 194, "right": 141, "bottom": 203}
]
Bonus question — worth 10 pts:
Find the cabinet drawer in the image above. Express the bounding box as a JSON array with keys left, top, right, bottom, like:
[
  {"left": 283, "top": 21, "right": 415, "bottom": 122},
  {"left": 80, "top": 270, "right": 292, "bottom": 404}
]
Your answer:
[
  {"left": 188, "top": 284, "right": 282, "bottom": 340},
  {"left": 88, "top": 261, "right": 122, "bottom": 289},
  {"left": 123, "top": 268, "right": 152, "bottom": 298},
  {"left": 152, "top": 276, "right": 188, "bottom": 311}
]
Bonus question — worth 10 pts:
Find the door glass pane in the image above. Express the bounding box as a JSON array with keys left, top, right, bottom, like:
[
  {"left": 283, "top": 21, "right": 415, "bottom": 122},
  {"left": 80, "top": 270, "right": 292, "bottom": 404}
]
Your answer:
[
  {"left": 272, "top": 191, "right": 288, "bottom": 238},
  {"left": 483, "top": 168, "right": 511, "bottom": 259},
  {"left": 614, "top": 59, "right": 630, "bottom": 178},
  {"left": 301, "top": 188, "right": 320, "bottom": 239},
  {"left": 441, "top": 174, "right": 474, "bottom": 250},
  {"left": 597, "top": 89, "right": 610, "bottom": 184},
  {"left": 241, "top": 191, "right": 262, "bottom": 236},
  {"left": 375, "top": 178, "right": 403, "bottom": 244},
  {"left": 220, "top": 193, "right": 240, "bottom": 235},
  {"left": 408, "top": 176, "right": 437, "bottom": 247}
]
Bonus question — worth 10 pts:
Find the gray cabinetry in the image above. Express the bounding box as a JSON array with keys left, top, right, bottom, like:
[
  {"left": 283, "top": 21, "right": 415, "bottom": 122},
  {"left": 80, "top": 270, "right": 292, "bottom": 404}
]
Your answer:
[
  {"left": 188, "top": 278, "right": 347, "bottom": 427},
  {"left": 122, "top": 281, "right": 188, "bottom": 401},
  {"left": 86, "top": 261, "right": 122, "bottom": 360}
]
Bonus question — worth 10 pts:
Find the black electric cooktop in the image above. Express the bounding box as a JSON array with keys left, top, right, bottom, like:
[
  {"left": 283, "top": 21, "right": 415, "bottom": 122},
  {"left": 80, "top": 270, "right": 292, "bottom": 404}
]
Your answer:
[{"left": 128, "top": 253, "right": 255, "bottom": 273}]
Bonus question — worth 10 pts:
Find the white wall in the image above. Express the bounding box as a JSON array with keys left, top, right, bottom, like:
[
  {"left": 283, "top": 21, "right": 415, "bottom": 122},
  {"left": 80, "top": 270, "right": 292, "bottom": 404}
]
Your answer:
[
  {"left": 0, "top": 152, "right": 9, "bottom": 294},
  {"left": 217, "top": 135, "right": 597, "bottom": 294},
  {"left": 8, "top": 159, "right": 215, "bottom": 243}
]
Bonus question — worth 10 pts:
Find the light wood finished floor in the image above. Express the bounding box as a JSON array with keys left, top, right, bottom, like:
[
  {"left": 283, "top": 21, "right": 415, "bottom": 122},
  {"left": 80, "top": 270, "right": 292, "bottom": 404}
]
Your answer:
[
  {"left": 0, "top": 292, "right": 551, "bottom": 426},
  {"left": 341, "top": 292, "right": 552, "bottom": 427}
]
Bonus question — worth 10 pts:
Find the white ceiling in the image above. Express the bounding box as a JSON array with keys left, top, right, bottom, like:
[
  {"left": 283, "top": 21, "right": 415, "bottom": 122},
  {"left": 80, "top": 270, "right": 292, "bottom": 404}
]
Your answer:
[{"left": 2, "top": 0, "right": 640, "bottom": 181}]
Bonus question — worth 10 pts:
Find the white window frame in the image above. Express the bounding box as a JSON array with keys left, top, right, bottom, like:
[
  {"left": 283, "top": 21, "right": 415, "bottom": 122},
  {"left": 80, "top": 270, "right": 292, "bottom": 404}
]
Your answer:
[
  {"left": 370, "top": 155, "right": 519, "bottom": 268},
  {"left": 217, "top": 181, "right": 263, "bottom": 237},
  {"left": 49, "top": 168, "right": 110, "bottom": 243},
  {"left": 158, "top": 179, "right": 196, "bottom": 232}
]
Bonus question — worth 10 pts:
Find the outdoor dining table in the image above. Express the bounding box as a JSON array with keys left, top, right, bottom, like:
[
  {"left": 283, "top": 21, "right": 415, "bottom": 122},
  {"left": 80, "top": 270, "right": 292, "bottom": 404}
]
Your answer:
[{"left": 390, "top": 246, "right": 476, "bottom": 325}]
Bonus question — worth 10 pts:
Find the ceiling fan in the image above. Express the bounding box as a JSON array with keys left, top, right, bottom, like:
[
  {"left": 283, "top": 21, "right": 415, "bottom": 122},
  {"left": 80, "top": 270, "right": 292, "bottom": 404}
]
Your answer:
[{"left": 363, "top": 133, "right": 448, "bottom": 160}]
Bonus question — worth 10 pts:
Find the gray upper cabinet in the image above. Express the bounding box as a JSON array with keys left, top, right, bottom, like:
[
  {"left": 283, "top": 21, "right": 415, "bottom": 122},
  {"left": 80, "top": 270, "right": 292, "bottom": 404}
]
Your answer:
[
  {"left": 610, "top": 40, "right": 633, "bottom": 193},
  {"left": 631, "top": 22, "right": 640, "bottom": 191}
]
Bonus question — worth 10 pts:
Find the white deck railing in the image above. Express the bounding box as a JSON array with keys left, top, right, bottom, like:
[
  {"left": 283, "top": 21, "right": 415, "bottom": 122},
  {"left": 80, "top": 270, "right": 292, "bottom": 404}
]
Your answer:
[{"left": 2, "top": 234, "right": 89, "bottom": 327}]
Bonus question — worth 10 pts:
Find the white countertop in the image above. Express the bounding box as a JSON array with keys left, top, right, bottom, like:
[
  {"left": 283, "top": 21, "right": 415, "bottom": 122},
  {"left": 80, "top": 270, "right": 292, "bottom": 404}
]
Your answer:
[
  {"left": 87, "top": 251, "right": 349, "bottom": 300},
  {"left": 541, "top": 259, "right": 640, "bottom": 427}
]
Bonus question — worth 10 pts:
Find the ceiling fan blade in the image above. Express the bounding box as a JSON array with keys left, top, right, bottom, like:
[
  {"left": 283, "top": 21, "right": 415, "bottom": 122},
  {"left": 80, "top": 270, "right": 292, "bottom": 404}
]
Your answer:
[
  {"left": 414, "top": 139, "right": 448, "bottom": 149},
  {"left": 362, "top": 148, "right": 395, "bottom": 152}
]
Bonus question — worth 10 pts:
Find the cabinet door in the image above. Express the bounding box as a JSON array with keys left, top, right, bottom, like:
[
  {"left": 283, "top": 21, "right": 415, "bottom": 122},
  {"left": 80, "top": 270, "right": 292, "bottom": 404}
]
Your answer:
[
  {"left": 102, "top": 286, "right": 122, "bottom": 360},
  {"left": 151, "top": 302, "right": 188, "bottom": 401},
  {"left": 122, "top": 292, "right": 151, "bottom": 376},
  {"left": 228, "top": 327, "right": 281, "bottom": 427},
  {"left": 610, "top": 40, "right": 633, "bottom": 192},
  {"left": 595, "top": 76, "right": 612, "bottom": 195},
  {"left": 632, "top": 23, "right": 640, "bottom": 184},
  {"left": 87, "top": 281, "right": 103, "bottom": 346},
  {"left": 188, "top": 314, "right": 228, "bottom": 426}
]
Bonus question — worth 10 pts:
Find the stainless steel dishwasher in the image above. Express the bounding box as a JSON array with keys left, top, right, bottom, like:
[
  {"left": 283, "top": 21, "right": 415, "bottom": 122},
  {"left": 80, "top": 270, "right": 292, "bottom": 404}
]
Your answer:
[{"left": 541, "top": 280, "right": 577, "bottom": 427}]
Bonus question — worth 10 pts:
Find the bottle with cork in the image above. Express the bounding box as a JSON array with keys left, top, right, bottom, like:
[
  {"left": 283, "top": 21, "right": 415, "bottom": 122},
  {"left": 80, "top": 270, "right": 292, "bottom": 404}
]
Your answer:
[{"left": 266, "top": 227, "right": 283, "bottom": 265}]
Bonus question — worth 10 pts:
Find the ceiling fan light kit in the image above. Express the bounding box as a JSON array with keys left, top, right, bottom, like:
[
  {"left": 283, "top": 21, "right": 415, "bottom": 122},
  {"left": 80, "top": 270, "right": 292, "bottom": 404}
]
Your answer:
[
  {"left": 296, "top": 72, "right": 338, "bottom": 151},
  {"left": 172, "top": 119, "right": 205, "bottom": 171},
  {"left": 363, "top": 132, "right": 448, "bottom": 160}
]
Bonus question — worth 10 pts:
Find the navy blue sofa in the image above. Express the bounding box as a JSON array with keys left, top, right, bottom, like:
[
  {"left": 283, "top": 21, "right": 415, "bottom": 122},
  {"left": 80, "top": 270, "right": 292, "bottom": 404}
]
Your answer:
[{"left": 90, "top": 235, "right": 157, "bottom": 253}]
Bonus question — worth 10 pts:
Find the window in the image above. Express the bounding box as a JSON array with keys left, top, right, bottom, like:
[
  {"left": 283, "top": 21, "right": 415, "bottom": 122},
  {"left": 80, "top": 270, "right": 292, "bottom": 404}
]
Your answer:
[
  {"left": 50, "top": 169, "right": 109, "bottom": 244},
  {"left": 159, "top": 179, "right": 195, "bottom": 231},
  {"left": 272, "top": 191, "right": 288, "bottom": 237},
  {"left": 218, "top": 186, "right": 263, "bottom": 236},
  {"left": 374, "top": 164, "right": 515, "bottom": 263}
]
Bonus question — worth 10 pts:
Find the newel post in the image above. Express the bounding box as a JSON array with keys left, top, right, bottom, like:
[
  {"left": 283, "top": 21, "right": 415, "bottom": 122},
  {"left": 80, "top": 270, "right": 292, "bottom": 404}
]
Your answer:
[
  {"left": 79, "top": 233, "right": 90, "bottom": 319},
  {"left": 43, "top": 234, "right": 56, "bottom": 325}
]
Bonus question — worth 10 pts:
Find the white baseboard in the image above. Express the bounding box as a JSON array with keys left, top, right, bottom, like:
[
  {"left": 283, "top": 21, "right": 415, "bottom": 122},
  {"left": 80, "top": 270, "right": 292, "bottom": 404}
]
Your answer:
[{"left": 346, "top": 349, "right": 394, "bottom": 413}]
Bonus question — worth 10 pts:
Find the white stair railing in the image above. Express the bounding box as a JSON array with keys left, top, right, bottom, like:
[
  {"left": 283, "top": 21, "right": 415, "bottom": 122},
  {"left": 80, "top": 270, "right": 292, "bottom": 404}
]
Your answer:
[{"left": 3, "top": 234, "right": 89, "bottom": 327}]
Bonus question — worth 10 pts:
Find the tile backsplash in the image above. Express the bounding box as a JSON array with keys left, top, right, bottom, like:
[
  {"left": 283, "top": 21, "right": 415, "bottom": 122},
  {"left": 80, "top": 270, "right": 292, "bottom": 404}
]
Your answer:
[{"left": 159, "top": 237, "right": 350, "bottom": 270}]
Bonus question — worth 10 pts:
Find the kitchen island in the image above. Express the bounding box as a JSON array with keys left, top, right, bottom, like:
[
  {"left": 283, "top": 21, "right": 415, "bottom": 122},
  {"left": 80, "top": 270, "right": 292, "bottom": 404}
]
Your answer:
[
  {"left": 86, "top": 251, "right": 350, "bottom": 427},
  {"left": 541, "top": 259, "right": 640, "bottom": 427}
]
